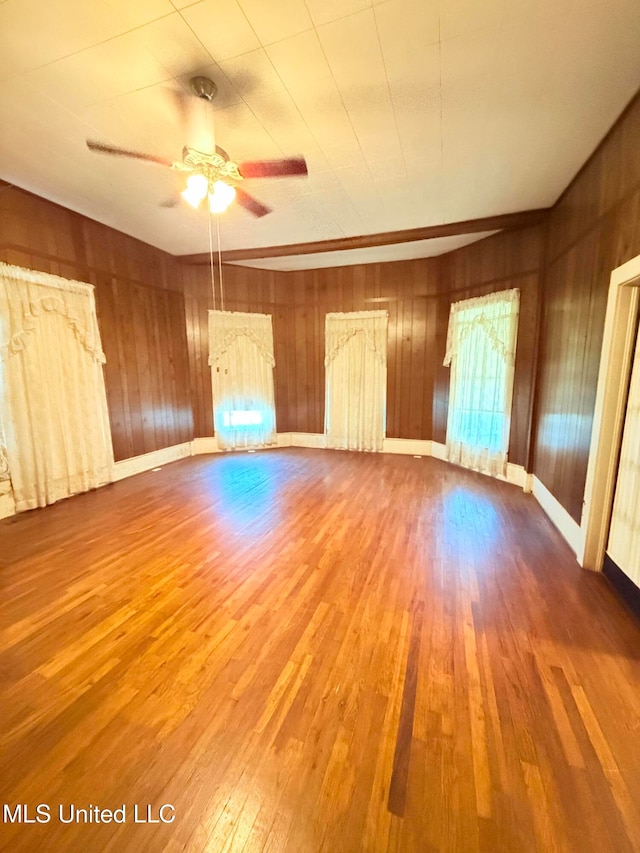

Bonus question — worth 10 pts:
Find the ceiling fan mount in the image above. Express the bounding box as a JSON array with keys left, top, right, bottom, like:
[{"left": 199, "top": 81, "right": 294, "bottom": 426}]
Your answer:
[
  {"left": 86, "top": 76, "right": 307, "bottom": 218},
  {"left": 189, "top": 76, "right": 217, "bottom": 103}
]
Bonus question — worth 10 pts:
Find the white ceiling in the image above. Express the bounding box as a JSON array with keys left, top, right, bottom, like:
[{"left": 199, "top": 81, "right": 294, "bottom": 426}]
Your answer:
[{"left": 1, "top": 0, "right": 639, "bottom": 267}]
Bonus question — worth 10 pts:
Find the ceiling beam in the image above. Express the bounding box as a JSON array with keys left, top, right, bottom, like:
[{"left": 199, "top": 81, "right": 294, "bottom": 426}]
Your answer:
[{"left": 179, "top": 208, "right": 549, "bottom": 265}]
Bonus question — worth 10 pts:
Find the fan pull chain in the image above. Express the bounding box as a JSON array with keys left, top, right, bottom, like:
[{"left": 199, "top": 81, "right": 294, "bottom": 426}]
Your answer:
[
  {"left": 208, "top": 207, "right": 216, "bottom": 311},
  {"left": 216, "top": 215, "right": 225, "bottom": 312}
]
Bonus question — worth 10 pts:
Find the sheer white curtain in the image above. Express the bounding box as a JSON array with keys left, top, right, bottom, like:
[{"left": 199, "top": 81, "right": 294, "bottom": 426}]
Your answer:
[
  {"left": 209, "top": 310, "right": 277, "bottom": 450},
  {"left": 324, "top": 310, "right": 388, "bottom": 452},
  {"left": 0, "top": 263, "right": 114, "bottom": 512},
  {"left": 444, "top": 289, "right": 520, "bottom": 477},
  {"left": 607, "top": 327, "right": 640, "bottom": 589}
]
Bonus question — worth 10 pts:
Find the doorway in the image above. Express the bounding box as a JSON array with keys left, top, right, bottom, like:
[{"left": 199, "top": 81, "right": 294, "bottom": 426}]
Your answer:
[
  {"left": 581, "top": 254, "right": 640, "bottom": 582},
  {"left": 603, "top": 311, "right": 640, "bottom": 614}
]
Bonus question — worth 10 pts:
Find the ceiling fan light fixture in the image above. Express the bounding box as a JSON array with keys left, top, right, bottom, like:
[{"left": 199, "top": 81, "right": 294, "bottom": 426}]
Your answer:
[
  {"left": 181, "top": 186, "right": 203, "bottom": 208},
  {"left": 187, "top": 173, "right": 209, "bottom": 198},
  {"left": 181, "top": 187, "right": 199, "bottom": 208},
  {"left": 208, "top": 180, "right": 236, "bottom": 213},
  {"left": 181, "top": 172, "right": 210, "bottom": 208}
]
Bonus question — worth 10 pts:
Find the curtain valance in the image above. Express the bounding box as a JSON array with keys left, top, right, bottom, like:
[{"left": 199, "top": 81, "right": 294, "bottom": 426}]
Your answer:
[
  {"left": 444, "top": 288, "right": 520, "bottom": 367},
  {"left": 0, "top": 263, "right": 105, "bottom": 364},
  {"left": 324, "top": 310, "right": 388, "bottom": 367},
  {"left": 208, "top": 310, "right": 275, "bottom": 367}
]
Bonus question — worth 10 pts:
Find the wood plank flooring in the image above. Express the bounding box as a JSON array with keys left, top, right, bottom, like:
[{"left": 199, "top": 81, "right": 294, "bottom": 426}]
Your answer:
[{"left": 1, "top": 449, "right": 640, "bottom": 852}]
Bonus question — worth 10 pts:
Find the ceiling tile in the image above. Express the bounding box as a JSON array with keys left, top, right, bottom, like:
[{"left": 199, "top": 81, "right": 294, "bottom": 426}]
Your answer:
[
  {"left": 304, "top": 0, "right": 372, "bottom": 27},
  {"left": 0, "top": 0, "right": 122, "bottom": 78},
  {"left": 439, "top": 26, "right": 501, "bottom": 217},
  {"left": 265, "top": 30, "right": 331, "bottom": 91},
  {"left": 502, "top": 0, "right": 575, "bottom": 28},
  {"left": 212, "top": 101, "right": 282, "bottom": 159},
  {"left": 169, "top": 0, "right": 202, "bottom": 9},
  {"left": 356, "top": 130, "right": 404, "bottom": 169},
  {"left": 289, "top": 77, "right": 363, "bottom": 166},
  {"left": 403, "top": 150, "right": 441, "bottom": 179},
  {"left": 354, "top": 182, "right": 442, "bottom": 232},
  {"left": 440, "top": 27, "right": 501, "bottom": 87},
  {"left": 180, "top": 0, "right": 260, "bottom": 61},
  {"left": 374, "top": 0, "right": 440, "bottom": 57},
  {"left": 236, "top": 0, "right": 313, "bottom": 45},
  {"left": 304, "top": 165, "right": 342, "bottom": 195},
  {"left": 334, "top": 162, "right": 374, "bottom": 194},
  {"left": 138, "top": 12, "right": 213, "bottom": 78},
  {"left": 219, "top": 48, "right": 285, "bottom": 100},
  {"left": 25, "top": 32, "right": 174, "bottom": 113},
  {"left": 104, "top": 0, "right": 175, "bottom": 30},
  {"left": 383, "top": 37, "right": 440, "bottom": 90},
  {"left": 439, "top": 0, "right": 504, "bottom": 42},
  {"left": 369, "top": 155, "right": 407, "bottom": 183},
  {"left": 81, "top": 83, "right": 191, "bottom": 157},
  {"left": 317, "top": 9, "right": 387, "bottom": 92},
  {"left": 346, "top": 86, "right": 398, "bottom": 135},
  {"left": 243, "top": 91, "right": 320, "bottom": 153}
]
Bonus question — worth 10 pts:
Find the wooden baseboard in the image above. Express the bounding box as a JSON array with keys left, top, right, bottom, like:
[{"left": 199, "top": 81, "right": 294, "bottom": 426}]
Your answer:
[
  {"left": 430, "top": 441, "right": 447, "bottom": 461},
  {"left": 190, "top": 436, "right": 221, "bottom": 455},
  {"left": 429, "top": 441, "right": 528, "bottom": 490},
  {"left": 289, "top": 433, "right": 327, "bottom": 449},
  {"left": 112, "top": 443, "right": 192, "bottom": 481},
  {"left": 382, "top": 438, "right": 431, "bottom": 456},
  {"left": 531, "top": 475, "right": 584, "bottom": 561}
]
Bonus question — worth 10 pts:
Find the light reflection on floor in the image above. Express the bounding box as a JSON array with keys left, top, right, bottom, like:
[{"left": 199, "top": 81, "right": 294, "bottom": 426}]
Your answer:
[
  {"left": 203, "top": 452, "right": 281, "bottom": 535},
  {"left": 439, "top": 484, "right": 500, "bottom": 554}
]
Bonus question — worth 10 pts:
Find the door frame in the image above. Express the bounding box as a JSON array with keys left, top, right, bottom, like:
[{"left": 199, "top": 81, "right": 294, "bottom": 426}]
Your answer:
[{"left": 580, "top": 254, "right": 640, "bottom": 570}]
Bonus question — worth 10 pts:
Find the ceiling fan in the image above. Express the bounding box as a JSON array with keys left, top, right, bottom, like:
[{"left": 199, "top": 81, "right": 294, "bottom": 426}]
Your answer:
[{"left": 86, "top": 76, "right": 308, "bottom": 218}]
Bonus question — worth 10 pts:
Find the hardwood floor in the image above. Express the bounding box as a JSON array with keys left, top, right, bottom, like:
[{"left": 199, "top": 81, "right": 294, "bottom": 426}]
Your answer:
[{"left": 1, "top": 450, "right": 640, "bottom": 852}]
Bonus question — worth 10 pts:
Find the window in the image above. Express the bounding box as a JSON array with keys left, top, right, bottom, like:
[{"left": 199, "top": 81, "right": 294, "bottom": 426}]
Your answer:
[
  {"left": 324, "top": 310, "right": 388, "bottom": 452},
  {"left": 222, "top": 410, "right": 264, "bottom": 428},
  {"left": 444, "top": 289, "right": 520, "bottom": 477},
  {"left": 0, "top": 262, "right": 114, "bottom": 511},
  {"left": 208, "top": 310, "right": 277, "bottom": 451}
]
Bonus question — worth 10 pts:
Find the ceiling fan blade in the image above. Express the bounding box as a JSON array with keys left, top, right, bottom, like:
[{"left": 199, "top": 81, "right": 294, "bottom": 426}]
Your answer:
[
  {"left": 235, "top": 187, "right": 271, "bottom": 217},
  {"left": 86, "top": 140, "right": 174, "bottom": 168},
  {"left": 237, "top": 157, "right": 307, "bottom": 179}
]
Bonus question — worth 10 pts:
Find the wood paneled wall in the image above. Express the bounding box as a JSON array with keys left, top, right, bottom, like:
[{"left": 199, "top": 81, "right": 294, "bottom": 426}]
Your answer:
[
  {"left": 182, "top": 236, "right": 544, "bottom": 461},
  {"left": 0, "top": 185, "right": 193, "bottom": 461},
  {"left": 284, "top": 259, "right": 442, "bottom": 438},
  {"left": 182, "top": 257, "right": 443, "bottom": 440},
  {"left": 532, "top": 92, "right": 640, "bottom": 521}
]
